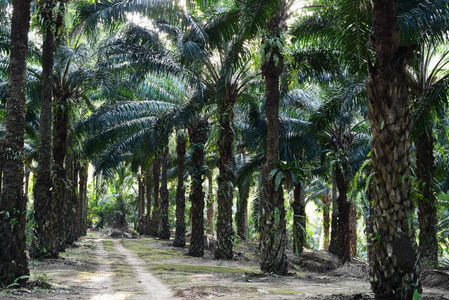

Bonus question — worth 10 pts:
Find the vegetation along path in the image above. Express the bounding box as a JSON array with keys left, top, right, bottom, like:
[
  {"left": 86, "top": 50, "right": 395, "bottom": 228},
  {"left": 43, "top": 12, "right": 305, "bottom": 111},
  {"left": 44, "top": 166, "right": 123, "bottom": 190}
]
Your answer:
[{"left": 1, "top": 230, "right": 448, "bottom": 299}]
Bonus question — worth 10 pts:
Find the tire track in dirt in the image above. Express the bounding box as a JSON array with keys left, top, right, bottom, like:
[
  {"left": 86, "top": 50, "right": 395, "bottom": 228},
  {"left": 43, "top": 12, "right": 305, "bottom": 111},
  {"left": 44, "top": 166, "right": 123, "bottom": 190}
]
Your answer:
[
  {"left": 88, "top": 238, "right": 117, "bottom": 299},
  {"left": 112, "top": 239, "right": 173, "bottom": 300}
]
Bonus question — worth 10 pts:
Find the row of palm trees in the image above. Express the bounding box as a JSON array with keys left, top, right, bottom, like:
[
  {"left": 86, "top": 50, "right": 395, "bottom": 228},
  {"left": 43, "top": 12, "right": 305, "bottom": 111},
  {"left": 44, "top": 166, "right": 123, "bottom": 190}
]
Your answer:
[{"left": 1, "top": 1, "right": 449, "bottom": 299}]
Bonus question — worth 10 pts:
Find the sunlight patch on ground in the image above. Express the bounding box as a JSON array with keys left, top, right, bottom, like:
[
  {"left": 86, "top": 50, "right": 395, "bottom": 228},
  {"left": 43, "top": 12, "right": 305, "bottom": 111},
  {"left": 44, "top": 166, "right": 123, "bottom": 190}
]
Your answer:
[
  {"left": 68, "top": 270, "right": 114, "bottom": 284},
  {"left": 88, "top": 272, "right": 113, "bottom": 283},
  {"left": 90, "top": 292, "right": 130, "bottom": 300}
]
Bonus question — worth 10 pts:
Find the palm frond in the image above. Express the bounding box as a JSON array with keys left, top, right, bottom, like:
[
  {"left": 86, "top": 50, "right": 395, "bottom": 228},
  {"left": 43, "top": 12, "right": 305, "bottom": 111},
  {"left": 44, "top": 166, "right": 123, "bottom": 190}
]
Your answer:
[
  {"left": 398, "top": 0, "right": 449, "bottom": 45},
  {"left": 239, "top": 0, "right": 282, "bottom": 39},
  {"left": 235, "top": 152, "right": 265, "bottom": 186},
  {"left": 76, "top": 0, "right": 175, "bottom": 36}
]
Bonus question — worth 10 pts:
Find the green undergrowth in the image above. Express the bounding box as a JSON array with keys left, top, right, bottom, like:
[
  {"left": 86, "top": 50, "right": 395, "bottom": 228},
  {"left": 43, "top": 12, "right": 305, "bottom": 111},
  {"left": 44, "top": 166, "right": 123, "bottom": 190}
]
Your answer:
[
  {"left": 119, "top": 238, "right": 260, "bottom": 276},
  {"left": 151, "top": 262, "right": 260, "bottom": 274}
]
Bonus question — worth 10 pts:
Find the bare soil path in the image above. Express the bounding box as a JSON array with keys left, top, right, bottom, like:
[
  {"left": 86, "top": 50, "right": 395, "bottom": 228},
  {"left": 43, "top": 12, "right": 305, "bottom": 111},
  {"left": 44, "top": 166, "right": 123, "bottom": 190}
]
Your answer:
[
  {"left": 112, "top": 239, "right": 173, "bottom": 299},
  {"left": 1, "top": 229, "right": 448, "bottom": 299}
]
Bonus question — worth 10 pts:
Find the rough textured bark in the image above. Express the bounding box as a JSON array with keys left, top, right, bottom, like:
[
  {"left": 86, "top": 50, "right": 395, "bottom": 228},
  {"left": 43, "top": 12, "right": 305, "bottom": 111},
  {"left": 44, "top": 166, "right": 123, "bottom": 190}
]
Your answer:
[
  {"left": 236, "top": 184, "right": 249, "bottom": 241},
  {"left": 173, "top": 132, "right": 187, "bottom": 247},
  {"left": 145, "top": 170, "right": 152, "bottom": 217},
  {"left": 0, "top": 0, "right": 31, "bottom": 285},
  {"left": 332, "top": 133, "right": 353, "bottom": 264},
  {"left": 65, "top": 143, "right": 79, "bottom": 245},
  {"left": 329, "top": 175, "right": 338, "bottom": 255},
  {"left": 260, "top": 2, "right": 288, "bottom": 275},
  {"left": 73, "top": 157, "right": 81, "bottom": 239},
  {"left": 82, "top": 165, "right": 88, "bottom": 235},
  {"left": 78, "top": 163, "right": 88, "bottom": 236},
  {"left": 52, "top": 91, "right": 69, "bottom": 251},
  {"left": 292, "top": 181, "right": 306, "bottom": 255},
  {"left": 349, "top": 202, "right": 357, "bottom": 258},
  {"left": 321, "top": 194, "right": 331, "bottom": 250},
  {"left": 32, "top": 0, "right": 62, "bottom": 258},
  {"left": 138, "top": 167, "right": 152, "bottom": 235},
  {"left": 138, "top": 169, "right": 152, "bottom": 235},
  {"left": 150, "top": 157, "right": 161, "bottom": 237},
  {"left": 188, "top": 119, "right": 209, "bottom": 257},
  {"left": 0, "top": 143, "right": 3, "bottom": 196},
  {"left": 366, "top": 181, "right": 374, "bottom": 263},
  {"left": 137, "top": 172, "right": 144, "bottom": 220},
  {"left": 367, "top": 1, "right": 421, "bottom": 298},
  {"left": 415, "top": 129, "right": 438, "bottom": 266},
  {"left": 159, "top": 147, "right": 170, "bottom": 240},
  {"left": 206, "top": 174, "right": 214, "bottom": 235},
  {"left": 215, "top": 90, "right": 236, "bottom": 259}
]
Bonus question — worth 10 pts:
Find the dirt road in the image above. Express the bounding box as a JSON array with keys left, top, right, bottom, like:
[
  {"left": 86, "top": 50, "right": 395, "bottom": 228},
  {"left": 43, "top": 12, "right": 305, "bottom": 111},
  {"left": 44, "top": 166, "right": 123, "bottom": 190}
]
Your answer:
[{"left": 1, "top": 230, "right": 447, "bottom": 299}]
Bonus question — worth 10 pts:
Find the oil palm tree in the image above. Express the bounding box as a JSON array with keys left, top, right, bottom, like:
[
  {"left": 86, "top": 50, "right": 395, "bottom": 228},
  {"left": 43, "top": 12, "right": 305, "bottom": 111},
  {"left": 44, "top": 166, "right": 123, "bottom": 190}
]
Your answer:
[
  {"left": 292, "top": 1, "right": 449, "bottom": 296},
  {"left": 256, "top": 0, "right": 291, "bottom": 276},
  {"left": 78, "top": 0, "right": 254, "bottom": 260},
  {"left": 173, "top": 129, "right": 187, "bottom": 247},
  {"left": 408, "top": 43, "right": 449, "bottom": 266},
  {"left": 158, "top": 146, "right": 170, "bottom": 239},
  {"left": 367, "top": 1, "right": 421, "bottom": 298},
  {"left": 235, "top": 82, "right": 321, "bottom": 256},
  {"left": 187, "top": 117, "right": 210, "bottom": 257},
  {"left": 367, "top": 1, "right": 449, "bottom": 297},
  {"left": 309, "top": 78, "right": 369, "bottom": 263},
  {"left": 32, "top": 0, "right": 66, "bottom": 258},
  {"left": 0, "top": 0, "right": 32, "bottom": 285},
  {"left": 77, "top": 19, "right": 211, "bottom": 247},
  {"left": 305, "top": 177, "right": 332, "bottom": 250},
  {"left": 156, "top": 1, "right": 258, "bottom": 259}
]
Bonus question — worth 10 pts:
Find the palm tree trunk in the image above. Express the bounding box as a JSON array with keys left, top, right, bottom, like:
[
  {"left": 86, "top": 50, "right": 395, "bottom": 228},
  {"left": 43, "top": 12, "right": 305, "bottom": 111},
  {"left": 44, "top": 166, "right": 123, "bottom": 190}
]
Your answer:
[
  {"left": 138, "top": 168, "right": 152, "bottom": 235},
  {"left": 159, "top": 147, "right": 170, "bottom": 239},
  {"left": 73, "top": 155, "right": 81, "bottom": 239},
  {"left": 260, "top": 2, "right": 288, "bottom": 275},
  {"left": 50, "top": 0, "right": 68, "bottom": 247},
  {"left": 0, "top": 143, "right": 3, "bottom": 196},
  {"left": 236, "top": 185, "right": 249, "bottom": 241},
  {"left": 415, "top": 128, "right": 438, "bottom": 266},
  {"left": 173, "top": 131, "right": 187, "bottom": 247},
  {"left": 329, "top": 174, "right": 338, "bottom": 255},
  {"left": 236, "top": 175, "right": 253, "bottom": 241},
  {"left": 31, "top": 0, "right": 61, "bottom": 258},
  {"left": 335, "top": 160, "right": 351, "bottom": 263},
  {"left": 215, "top": 93, "right": 236, "bottom": 259},
  {"left": 150, "top": 157, "right": 161, "bottom": 236},
  {"left": 137, "top": 172, "right": 143, "bottom": 219},
  {"left": 292, "top": 181, "right": 306, "bottom": 255},
  {"left": 78, "top": 163, "right": 88, "bottom": 236},
  {"left": 206, "top": 174, "right": 214, "bottom": 235},
  {"left": 349, "top": 202, "right": 357, "bottom": 258},
  {"left": 65, "top": 141, "right": 79, "bottom": 245},
  {"left": 188, "top": 119, "right": 209, "bottom": 257},
  {"left": 24, "top": 169, "right": 30, "bottom": 201},
  {"left": 145, "top": 169, "right": 152, "bottom": 217},
  {"left": 52, "top": 93, "right": 69, "bottom": 251},
  {"left": 0, "top": 0, "right": 31, "bottom": 285},
  {"left": 321, "top": 194, "right": 331, "bottom": 250},
  {"left": 367, "top": 1, "right": 421, "bottom": 298}
]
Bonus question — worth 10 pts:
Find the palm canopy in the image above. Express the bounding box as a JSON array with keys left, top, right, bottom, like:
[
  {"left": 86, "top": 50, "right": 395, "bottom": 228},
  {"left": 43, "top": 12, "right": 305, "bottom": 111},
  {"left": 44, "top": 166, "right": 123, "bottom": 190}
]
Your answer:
[
  {"left": 234, "top": 86, "right": 321, "bottom": 185},
  {"left": 409, "top": 42, "right": 449, "bottom": 134},
  {"left": 77, "top": 73, "right": 201, "bottom": 177},
  {"left": 290, "top": 0, "right": 449, "bottom": 79},
  {"left": 308, "top": 76, "right": 370, "bottom": 172},
  {"left": 75, "top": 0, "right": 176, "bottom": 36}
]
